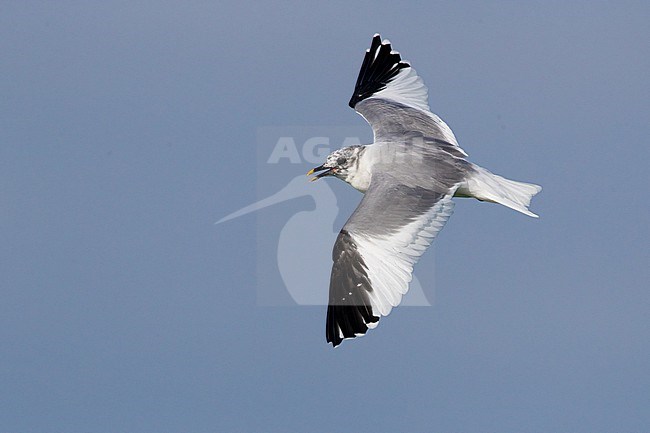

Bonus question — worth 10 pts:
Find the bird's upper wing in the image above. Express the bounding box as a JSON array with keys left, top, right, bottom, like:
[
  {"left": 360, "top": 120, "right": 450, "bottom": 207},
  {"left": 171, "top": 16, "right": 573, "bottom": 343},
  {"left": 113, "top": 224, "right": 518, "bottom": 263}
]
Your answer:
[
  {"left": 349, "top": 34, "right": 468, "bottom": 157},
  {"left": 326, "top": 172, "right": 460, "bottom": 347}
]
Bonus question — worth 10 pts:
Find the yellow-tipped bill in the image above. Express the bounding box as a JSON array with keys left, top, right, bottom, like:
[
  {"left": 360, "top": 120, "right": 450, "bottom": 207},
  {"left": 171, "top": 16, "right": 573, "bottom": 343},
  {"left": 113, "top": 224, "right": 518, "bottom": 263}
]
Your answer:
[{"left": 307, "top": 164, "right": 332, "bottom": 182}]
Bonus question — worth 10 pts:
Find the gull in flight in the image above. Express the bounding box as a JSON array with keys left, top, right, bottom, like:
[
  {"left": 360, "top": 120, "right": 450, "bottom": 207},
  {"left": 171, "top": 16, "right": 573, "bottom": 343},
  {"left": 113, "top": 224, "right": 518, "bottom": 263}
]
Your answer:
[{"left": 308, "top": 34, "right": 542, "bottom": 347}]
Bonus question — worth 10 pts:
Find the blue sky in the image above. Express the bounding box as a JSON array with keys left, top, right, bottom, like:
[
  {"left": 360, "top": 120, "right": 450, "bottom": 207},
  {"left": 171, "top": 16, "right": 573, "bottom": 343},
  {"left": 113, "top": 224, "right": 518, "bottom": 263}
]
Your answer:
[{"left": 1, "top": 2, "right": 649, "bottom": 432}]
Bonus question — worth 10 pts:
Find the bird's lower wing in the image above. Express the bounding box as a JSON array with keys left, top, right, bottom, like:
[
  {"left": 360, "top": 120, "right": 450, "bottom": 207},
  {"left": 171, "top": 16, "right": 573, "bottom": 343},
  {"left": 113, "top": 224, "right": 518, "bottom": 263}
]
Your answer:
[{"left": 326, "top": 175, "right": 459, "bottom": 347}]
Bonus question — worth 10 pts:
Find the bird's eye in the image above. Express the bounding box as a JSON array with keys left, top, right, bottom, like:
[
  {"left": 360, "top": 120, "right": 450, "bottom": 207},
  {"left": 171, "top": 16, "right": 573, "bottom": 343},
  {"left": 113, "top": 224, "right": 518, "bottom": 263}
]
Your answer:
[{"left": 337, "top": 157, "right": 347, "bottom": 166}]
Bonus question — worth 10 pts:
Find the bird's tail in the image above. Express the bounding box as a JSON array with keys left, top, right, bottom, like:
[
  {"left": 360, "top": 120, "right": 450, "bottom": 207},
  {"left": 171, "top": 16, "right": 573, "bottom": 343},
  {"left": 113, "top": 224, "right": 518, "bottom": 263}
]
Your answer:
[{"left": 460, "top": 164, "right": 542, "bottom": 217}]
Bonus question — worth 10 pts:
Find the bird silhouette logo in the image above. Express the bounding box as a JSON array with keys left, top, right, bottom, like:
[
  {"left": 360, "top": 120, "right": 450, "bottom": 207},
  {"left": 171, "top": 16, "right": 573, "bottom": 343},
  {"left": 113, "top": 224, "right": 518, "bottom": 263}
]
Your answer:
[{"left": 216, "top": 174, "right": 433, "bottom": 307}]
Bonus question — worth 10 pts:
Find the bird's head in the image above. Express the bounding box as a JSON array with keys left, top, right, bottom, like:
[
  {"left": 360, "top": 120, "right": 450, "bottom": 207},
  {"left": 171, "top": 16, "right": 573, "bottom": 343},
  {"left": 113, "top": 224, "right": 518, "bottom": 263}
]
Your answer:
[{"left": 307, "top": 146, "right": 364, "bottom": 182}]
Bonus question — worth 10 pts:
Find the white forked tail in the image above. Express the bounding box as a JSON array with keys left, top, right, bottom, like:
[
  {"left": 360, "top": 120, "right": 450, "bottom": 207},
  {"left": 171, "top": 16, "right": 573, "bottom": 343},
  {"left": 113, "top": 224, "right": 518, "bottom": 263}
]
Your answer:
[{"left": 461, "top": 165, "right": 542, "bottom": 217}]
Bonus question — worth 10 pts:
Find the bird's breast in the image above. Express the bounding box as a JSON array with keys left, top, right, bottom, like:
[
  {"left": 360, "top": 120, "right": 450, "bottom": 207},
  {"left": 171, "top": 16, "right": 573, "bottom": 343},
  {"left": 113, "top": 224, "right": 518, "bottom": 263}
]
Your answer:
[{"left": 345, "top": 170, "right": 372, "bottom": 192}]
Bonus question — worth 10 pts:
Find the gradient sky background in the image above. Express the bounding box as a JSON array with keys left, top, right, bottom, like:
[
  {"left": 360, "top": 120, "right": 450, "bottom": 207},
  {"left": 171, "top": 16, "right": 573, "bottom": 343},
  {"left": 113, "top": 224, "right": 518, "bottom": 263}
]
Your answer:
[{"left": 2, "top": 2, "right": 649, "bottom": 432}]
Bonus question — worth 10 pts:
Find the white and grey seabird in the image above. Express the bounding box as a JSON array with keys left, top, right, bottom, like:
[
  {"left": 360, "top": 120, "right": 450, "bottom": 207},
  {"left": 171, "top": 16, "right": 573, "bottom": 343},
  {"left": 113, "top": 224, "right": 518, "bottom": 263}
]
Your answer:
[{"left": 308, "top": 34, "right": 542, "bottom": 347}]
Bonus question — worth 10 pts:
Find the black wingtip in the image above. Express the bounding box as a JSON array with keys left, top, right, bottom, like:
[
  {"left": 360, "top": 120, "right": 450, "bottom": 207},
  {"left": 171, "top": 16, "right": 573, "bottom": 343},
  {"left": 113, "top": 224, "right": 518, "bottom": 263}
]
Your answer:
[
  {"left": 326, "top": 305, "right": 379, "bottom": 347},
  {"left": 348, "top": 34, "right": 410, "bottom": 108},
  {"left": 326, "top": 230, "right": 380, "bottom": 348}
]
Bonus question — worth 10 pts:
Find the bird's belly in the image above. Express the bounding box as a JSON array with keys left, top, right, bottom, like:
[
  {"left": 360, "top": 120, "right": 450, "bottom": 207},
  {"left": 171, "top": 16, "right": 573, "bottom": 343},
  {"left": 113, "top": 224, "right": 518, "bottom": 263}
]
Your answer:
[{"left": 454, "top": 181, "right": 472, "bottom": 197}]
